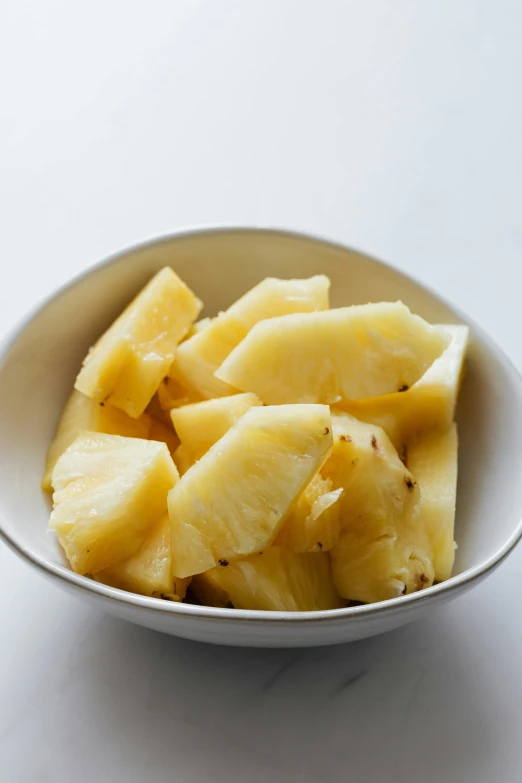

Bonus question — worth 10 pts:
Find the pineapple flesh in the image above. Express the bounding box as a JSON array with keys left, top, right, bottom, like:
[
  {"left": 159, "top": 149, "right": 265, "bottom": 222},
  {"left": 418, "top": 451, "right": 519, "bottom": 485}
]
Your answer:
[
  {"left": 406, "top": 424, "right": 458, "bottom": 582},
  {"left": 193, "top": 547, "right": 342, "bottom": 611},
  {"left": 275, "top": 474, "right": 342, "bottom": 553},
  {"left": 49, "top": 432, "right": 179, "bottom": 574},
  {"left": 168, "top": 404, "right": 333, "bottom": 577},
  {"left": 42, "top": 389, "right": 151, "bottom": 491},
  {"left": 173, "top": 443, "right": 197, "bottom": 476},
  {"left": 75, "top": 267, "right": 202, "bottom": 418},
  {"left": 216, "top": 302, "right": 449, "bottom": 405},
  {"left": 95, "top": 515, "right": 191, "bottom": 600},
  {"left": 148, "top": 417, "right": 180, "bottom": 455},
  {"left": 326, "top": 412, "right": 434, "bottom": 603},
  {"left": 171, "top": 275, "right": 330, "bottom": 399},
  {"left": 339, "top": 325, "right": 469, "bottom": 449},
  {"left": 171, "top": 392, "right": 261, "bottom": 460}
]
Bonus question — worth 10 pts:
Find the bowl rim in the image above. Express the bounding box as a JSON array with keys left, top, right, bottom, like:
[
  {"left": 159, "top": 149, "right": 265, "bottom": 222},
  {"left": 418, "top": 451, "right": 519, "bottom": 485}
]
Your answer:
[{"left": 1, "top": 224, "right": 521, "bottom": 624}]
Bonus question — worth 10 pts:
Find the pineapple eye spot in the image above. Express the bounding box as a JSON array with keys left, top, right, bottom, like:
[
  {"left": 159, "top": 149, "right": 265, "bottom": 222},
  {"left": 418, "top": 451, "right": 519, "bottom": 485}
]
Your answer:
[
  {"left": 324, "top": 427, "right": 330, "bottom": 435},
  {"left": 339, "top": 434, "right": 352, "bottom": 443},
  {"left": 397, "top": 384, "right": 409, "bottom": 392},
  {"left": 218, "top": 559, "right": 229, "bottom": 567},
  {"left": 370, "top": 435, "right": 380, "bottom": 453},
  {"left": 404, "top": 475, "right": 416, "bottom": 492}
]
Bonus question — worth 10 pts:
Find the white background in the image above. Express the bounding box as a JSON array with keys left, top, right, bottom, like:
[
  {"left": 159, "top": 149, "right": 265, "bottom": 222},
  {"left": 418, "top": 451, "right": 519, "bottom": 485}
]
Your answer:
[{"left": 1, "top": 2, "right": 522, "bottom": 781}]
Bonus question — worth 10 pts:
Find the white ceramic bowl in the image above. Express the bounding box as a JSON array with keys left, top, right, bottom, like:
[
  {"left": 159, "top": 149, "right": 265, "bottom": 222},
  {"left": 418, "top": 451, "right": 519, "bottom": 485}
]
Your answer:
[{"left": 1, "top": 228, "right": 521, "bottom": 647}]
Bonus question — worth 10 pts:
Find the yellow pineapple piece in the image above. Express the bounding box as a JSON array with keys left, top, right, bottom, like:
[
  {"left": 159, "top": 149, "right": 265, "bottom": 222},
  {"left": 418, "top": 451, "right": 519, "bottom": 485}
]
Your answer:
[
  {"left": 191, "top": 571, "right": 231, "bottom": 608},
  {"left": 171, "top": 275, "right": 330, "bottom": 399},
  {"left": 406, "top": 425, "right": 458, "bottom": 582},
  {"left": 171, "top": 393, "right": 261, "bottom": 459},
  {"left": 148, "top": 417, "right": 180, "bottom": 455},
  {"left": 146, "top": 391, "right": 172, "bottom": 426},
  {"left": 173, "top": 443, "right": 196, "bottom": 476},
  {"left": 157, "top": 376, "right": 203, "bottom": 414},
  {"left": 185, "top": 317, "right": 212, "bottom": 339},
  {"left": 339, "top": 325, "right": 469, "bottom": 449},
  {"left": 275, "top": 474, "right": 342, "bottom": 552},
  {"left": 193, "top": 548, "right": 342, "bottom": 611},
  {"left": 75, "top": 267, "right": 202, "bottom": 418},
  {"left": 326, "top": 412, "right": 434, "bottom": 603},
  {"left": 168, "top": 404, "right": 333, "bottom": 577},
  {"left": 94, "top": 515, "right": 191, "bottom": 600},
  {"left": 49, "top": 432, "right": 179, "bottom": 574},
  {"left": 42, "top": 390, "right": 151, "bottom": 491},
  {"left": 216, "top": 302, "right": 449, "bottom": 405}
]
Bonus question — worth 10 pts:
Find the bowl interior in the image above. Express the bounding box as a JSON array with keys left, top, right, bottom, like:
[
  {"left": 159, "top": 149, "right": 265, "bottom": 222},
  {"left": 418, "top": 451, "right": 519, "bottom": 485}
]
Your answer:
[{"left": 0, "top": 228, "right": 521, "bottom": 598}]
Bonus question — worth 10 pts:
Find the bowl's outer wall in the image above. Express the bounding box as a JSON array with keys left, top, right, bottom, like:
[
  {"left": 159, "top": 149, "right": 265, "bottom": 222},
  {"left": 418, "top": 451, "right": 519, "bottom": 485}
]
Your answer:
[{"left": 0, "top": 229, "right": 521, "bottom": 646}]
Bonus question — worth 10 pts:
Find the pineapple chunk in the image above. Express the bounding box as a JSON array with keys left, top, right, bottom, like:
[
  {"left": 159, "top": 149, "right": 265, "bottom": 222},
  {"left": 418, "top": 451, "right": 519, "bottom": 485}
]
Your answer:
[
  {"left": 171, "top": 393, "right": 261, "bottom": 459},
  {"left": 95, "top": 515, "right": 191, "bottom": 600},
  {"left": 49, "top": 432, "right": 179, "bottom": 574},
  {"left": 171, "top": 275, "right": 330, "bottom": 399},
  {"left": 168, "top": 404, "right": 333, "bottom": 577},
  {"left": 191, "top": 571, "right": 231, "bottom": 608},
  {"left": 193, "top": 548, "right": 342, "bottom": 611},
  {"left": 42, "top": 389, "right": 151, "bottom": 491},
  {"left": 173, "top": 443, "right": 196, "bottom": 476},
  {"left": 216, "top": 302, "right": 449, "bottom": 405},
  {"left": 275, "top": 474, "right": 342, "bottom": 552},
  {"left": 326, "top": 413, "right": 434, "bottom": 603},
  {"left": 75, "top": 267, "right": 202, "bottom": 418},
  {"left": 406, "top": 425, "right": 458, "bottom": 582},
  {"left": 157, "top": 376, "right": 203, "bottom": 413},
  {"left": 340, "top": 325, "right": 469, "bottom": 449},
  {"left": 148, "top": 417, "right": 180, "bottom": 455},
  {"left": 185, "top": 317, "right": 212, "bottom": 339}
]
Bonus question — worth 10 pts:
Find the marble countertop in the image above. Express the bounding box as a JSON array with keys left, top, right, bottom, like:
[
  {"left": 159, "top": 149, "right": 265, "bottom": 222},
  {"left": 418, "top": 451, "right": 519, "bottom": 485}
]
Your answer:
[{"left": 1, "top": 3, "right": 522, "bottom": 780}]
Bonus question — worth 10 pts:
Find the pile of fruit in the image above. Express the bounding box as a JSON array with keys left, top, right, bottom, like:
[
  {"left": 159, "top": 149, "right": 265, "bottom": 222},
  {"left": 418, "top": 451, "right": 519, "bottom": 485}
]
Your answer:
[{"left": 43, "top": 267, "right": 468, "bottom": 611}]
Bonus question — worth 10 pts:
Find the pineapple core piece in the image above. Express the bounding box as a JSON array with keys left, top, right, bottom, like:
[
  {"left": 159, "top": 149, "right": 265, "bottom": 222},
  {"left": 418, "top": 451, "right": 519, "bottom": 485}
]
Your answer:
[
  {"left": 75, "top": 267, "right": 202, "bottom": 418},
  {"left": 42, "top": 389, "right": 151, "bottom": 491},
  {"left": 326, "top": 412, "right": 434, "bottom": 603},
  {"left": 49, "top": 432, "right": 179, "bottom": 574},
  {"left": 168, "top": 404, "right": 333, "bottom": 577},
  {"left": 193, "top": 547, "right": 342, "bottom": 611},
  {"left": 170, "top": 275, "right": 330, "bottom": 399},
  {"left": 95, "top": 515, "right": 191, "bottom": 600},
  {"left": 275, "top": 474, "right": 343, "bottom": 553},
  {"left": 216, "top": 302, "right": 449, "bottom": 405},
  {"left": 406, "top": 425, "right": 458, "bottom": 582},
  {"left": 339, "top": 325, "right": 469, "bottom": 449},
  {"left": 171, "top": 393, "right": 262, "bottom": 460}
]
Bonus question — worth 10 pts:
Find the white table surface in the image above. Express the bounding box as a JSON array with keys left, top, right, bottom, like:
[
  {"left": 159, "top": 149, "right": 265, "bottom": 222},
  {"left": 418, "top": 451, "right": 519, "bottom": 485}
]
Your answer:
[{"left": 2, "top": 2, "right": 522, "bottom": 781}]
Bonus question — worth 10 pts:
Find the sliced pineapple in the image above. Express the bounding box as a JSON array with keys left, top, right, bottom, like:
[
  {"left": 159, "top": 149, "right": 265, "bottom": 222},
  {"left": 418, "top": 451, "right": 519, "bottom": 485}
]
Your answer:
[
  {"left": 173, "top": 443, "right": 196, "bottom": 476},
  {"left": 171, "top": 393, "right": 261, "bottom": 459},
  {"left": 75, "top": 267, "right": 202, "bottom": 418},
  {"left": 191, "top": 571, "right": 231, "bottom": 608},
  {"left": 275, "top": 474, "right": 342, "bottom": 552},
  {"left": 171, "top": 275, "right": 330, "bottom": 399},
  {"left": 168, "top": 404, "right": 333, "bottom": 577},
  {"left": 406, "top": 425, "right": 458, "bottom": 582},
  {"left": 325, "top": 412, "right": 434, "bottom": 603},
  {"left": 157, "top": 376, "right": 203, "bottom": 413},
  {"left": 42, "top": 389, "right": 151, "bottom": 491},
  {"left": 49, "top": 432, "right": 179, "bottom": 574},
  {"left": 216, "top": 302, "right": 449, "bottom": 405},
  {"left": 339, "top": 325, "right": 469, "bottom": 449},
  {"left": 194, "top": 548, "right": 342, "bottom": 611},
  {"left": 148, "top": 417, "right": 180, "bottom": 455},
  {"left": 95, "top": 515, "right": 191, "bottom": 600},
  {"left": 185, "top": 316, "right": 212, "bottom": 339}
]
